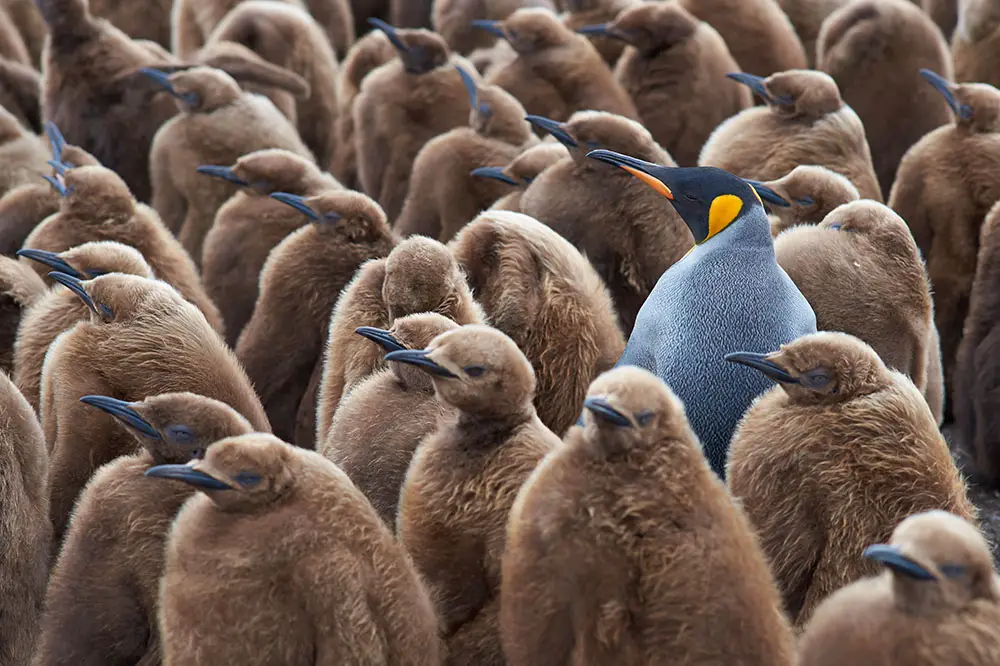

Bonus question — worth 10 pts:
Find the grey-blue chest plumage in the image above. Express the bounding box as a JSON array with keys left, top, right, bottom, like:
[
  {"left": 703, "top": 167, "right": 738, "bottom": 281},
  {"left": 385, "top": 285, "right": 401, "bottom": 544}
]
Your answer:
[{"left": 616, "top": 212, "right": 816, "bottom": 477}]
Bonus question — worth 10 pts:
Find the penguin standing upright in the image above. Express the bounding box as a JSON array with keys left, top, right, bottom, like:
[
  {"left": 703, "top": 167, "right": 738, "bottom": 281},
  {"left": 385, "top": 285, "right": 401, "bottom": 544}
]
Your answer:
[{"left": 587, "top": 149, "right": 816, "bottom": 477}]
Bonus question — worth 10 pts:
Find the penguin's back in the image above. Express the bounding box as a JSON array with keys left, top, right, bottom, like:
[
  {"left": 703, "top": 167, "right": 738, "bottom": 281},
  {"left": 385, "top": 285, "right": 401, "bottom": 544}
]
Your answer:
[{"left": 619, "top": 246, "right": 816, "bottom": 474}]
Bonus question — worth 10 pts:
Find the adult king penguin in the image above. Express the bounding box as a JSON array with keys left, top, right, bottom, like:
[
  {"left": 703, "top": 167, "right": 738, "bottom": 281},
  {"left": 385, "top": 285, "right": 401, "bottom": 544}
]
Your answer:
[{"left": 587, "top": 149, "right": 816, "bottom": 477}]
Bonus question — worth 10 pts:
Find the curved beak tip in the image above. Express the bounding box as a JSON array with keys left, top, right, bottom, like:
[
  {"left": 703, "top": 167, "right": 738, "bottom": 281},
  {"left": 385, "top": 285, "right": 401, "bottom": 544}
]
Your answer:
[
  {"left": 524, "top": 115, "right": 578, "bottom": 148},
  {"left": 79, "top": 395, "right": 161, "bottom": 440},
  {"left": 354, "top": 326, "right": 407, "bottom": 353},
  {"left": 144, "top": 464, "right": 233, "bottom": 491},
  {"left": 863, "top": 545, "right": 937, "bottom": 581},
  {"left": 470, "top": 166, "right": 519, "bottom": 186},
  {"left": 383, "top": 349, "right": 458, "bottom": 378},
  {"left": 270, "top": 192, "right": 319, "bottom": 220},
  {"left": 16, "top": 249, "right": 81, "bottom": 278},
  {"left": 583, "top": 397, "right": 633, "bottom": 427},
  {"left": 724, "top": 352, "right": 799, "bottom": 385}
]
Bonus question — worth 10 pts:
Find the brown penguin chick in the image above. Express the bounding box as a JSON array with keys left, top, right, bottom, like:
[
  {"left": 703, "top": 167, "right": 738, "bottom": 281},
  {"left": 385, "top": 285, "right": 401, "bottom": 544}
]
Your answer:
[
  {"left": 354, "top": 22, "right": 474, "bottom": 220},
  {"left": 200, "top": 150, "right": 342, "bottom": 346},
  {"left": 2, "top": 0, "right": 46, "bottom": 67},
  {"left": 700, "top": 69, "right": 883, "bottom": 201},
  {"left": 763, "top": 164, "right": 860, "bottom": 236},
  {"left": 0, "top": 371, "right": 50, "bottom": 666},
  {"left": 330, "top": 29, "right": 396, "bottom": 189},
  {"left": 817, "top": 0, "right": 954, "bottom": 196},
  {"left": 562, "top": 0, "right": 638, "bottom": 66},
  {"left": 37, "top": 0, "right": 183, "bottom": 202},
  {"left": 40, "top": 273, "right": 270, "bottom": 542},
  {"left": 236, "top": 190, "right": 397, "bottom": 447},
  {"left": 774, "top": 201, "right": 944, "bottom": 420},
  {"left": 450, "top": 210, "right": 626, "bottom": 435},
  {"left": 0, "top": 57, "right": 43, "bottom": 133},
  {"left": 87, "top": 0, "right": 172, "bottom": 48},
  {"left": 888, "top": 73, "right": 1000, "bottom": 409},
  {"left": 478, "top": 8, "right": 639, "bottom": 125},
  {"left": 953, "top": 0, "right": 1000, "bottom": 89},
  {"left": 600, "top": 1, "right": 752, "bottom": 167},
  {"left": 205, "top": 2, "right": 344, "bottom": 167},
  {"left": 777, "top": 0, "right": 850, "bottom": 66},
  {"left": 21, "top": 164, "right": 225, "bottom": 335},
  {"left": 146, "top": 66, "right": 312, "bottom": 266},
  {"left": 32, "top": 393, "right": 253, "bottom": 666},
  {"left": 476, "top": 141, "right": 569, "bottom": 211},
  {"left": 925, "top": 0, "right": 960, "bottom": 40},
  {"left": 679, "top": 0, "right": 807, "bottom": 77},
  {"left": 502, "top": 366, "right": 797, "bottom": 666},
  {"left": 434, "top": 0, "right": 556, "bottom": 55},
  {"left": 396, "top": 65, "right": 537, "bottom": 242},
  {"left": 516, "top": 111, "right": 692, "bottom": 334},
  {"left": 797, "top": 510, "right": 1000, "bottom": 666},
  {"left": 13, "top": 242, "right": 152, "bottom": 416},
  {"left": 0, "top": 256, "right": 45, "bottom": 374},
  {"left": 954, "top": 199, "right": 1000, "bottom": 485},
  {"left": 0, "top": 105, "right": 53, "bottom": 198},
  {"left": 316, "top": 235, "right": 486, "bottom": 443},
  {"left": 321, "top": 312, "right": 459, "bottom": 528},
  {"left": 155, "top": 433, "right": 442, "bottom": 666},
  {"left": 0, "top": 4, "right": 31, "bottom": 66},
  {"left": 394, "top": 324, "right": 562, "bottom": 665},
  {"left": 725, "top": 331, "right": 975, "bottom": 627}
]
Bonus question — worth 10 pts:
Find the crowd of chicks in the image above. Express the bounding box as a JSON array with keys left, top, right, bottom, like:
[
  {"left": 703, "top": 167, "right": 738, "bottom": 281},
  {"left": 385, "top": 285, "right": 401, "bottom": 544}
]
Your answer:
[{"left": 0, "top": 0, "right": 999, "bottom": 664}]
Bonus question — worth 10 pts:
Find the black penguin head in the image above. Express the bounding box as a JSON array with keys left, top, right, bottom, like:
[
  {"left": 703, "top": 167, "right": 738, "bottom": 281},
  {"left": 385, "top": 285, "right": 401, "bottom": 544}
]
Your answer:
[{"left": 586, "top": 149, "right": 772, "bottom": 244}]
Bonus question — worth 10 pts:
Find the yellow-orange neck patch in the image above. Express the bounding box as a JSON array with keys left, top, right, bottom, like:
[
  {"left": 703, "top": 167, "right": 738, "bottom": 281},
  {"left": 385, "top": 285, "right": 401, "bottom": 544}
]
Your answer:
[{"left": 704, "top": 194, "right": 744, "bottom": 243}]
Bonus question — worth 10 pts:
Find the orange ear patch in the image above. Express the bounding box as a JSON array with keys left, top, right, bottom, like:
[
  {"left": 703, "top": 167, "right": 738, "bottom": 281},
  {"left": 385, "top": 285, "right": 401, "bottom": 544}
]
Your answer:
[{"left": 705, "top": 194, "right": 743, "bottom": 242}]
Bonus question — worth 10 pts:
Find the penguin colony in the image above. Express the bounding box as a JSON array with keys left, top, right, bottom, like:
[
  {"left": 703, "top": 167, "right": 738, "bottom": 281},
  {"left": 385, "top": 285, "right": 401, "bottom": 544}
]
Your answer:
[{"left": 3, "top": 0, "right": 1000, "bottom": 664}]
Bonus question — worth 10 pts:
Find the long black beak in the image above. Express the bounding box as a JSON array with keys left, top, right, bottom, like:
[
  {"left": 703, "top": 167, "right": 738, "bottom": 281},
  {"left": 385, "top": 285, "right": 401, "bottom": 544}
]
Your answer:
[
  {"left": 584, "top": 397, "right": 632, "bottom": 427},
  {"left": 42, "top": 174, "right": 70, "bottom": 197},
  {"left": 355, "top": 326, "right": 406, "bottom": 353},
  {"left": 470, "top": 166, "right": 519, "bottom": 186},
  {"left": 863, "top": 544, "right": 937, "bottom": 581},
  {"left": 368, "top": 17, "right": 410, "bottom": 53},
  {"left": 471, "top": 19, "right": 508, "bottom": 40},
  {"left": 145, "top": 464, "right": 233, "bottom": 490},
  {"left": 196, "top": 165, "right": 249, "bottom": 186},
  {"left": 140, "top": 68, "right": 179, "bottom": 97},
  {"left": 48, "top": 271, "right": 98, "bottom": 314},
  {"left": 525, "top": 115, "right": 578, "bottom": 148},
  {"left": 919, "top": 68, "right": 972, "bottom": 120},
  {"left": 45, "top": 121, "right": 68, "bottom": 163},
  {"left": 586, "top": 149, "right": 675, "bottom": 200},
  {"left": 47, "top": 160, "right": 70, "bottom": 176},
  {"left": 16, "top": 249, "right": 83, "bottom": 278},
  {"left": 456, "top": 64, "right": 480, "bottom": 110},
  {"left": 384, "top": 349, "right": 458, "bottom": 378},
  {"left": 724, "top": 352, "right": 799, "bottom": 384},
  {"left": 744, "top": 180, "right": 790, "bottom": 208},
  {"left": 576, "top": 24, "right": 631, "bottom": 43},
  {"left": 727, "top": 72, "right": 771, "bottom": 100},
  {"left": 79, "top": 395, "right": 161, "bottom": 439},
  {"left": 270, "top": 192, "right": 320, "bottom": 221}
]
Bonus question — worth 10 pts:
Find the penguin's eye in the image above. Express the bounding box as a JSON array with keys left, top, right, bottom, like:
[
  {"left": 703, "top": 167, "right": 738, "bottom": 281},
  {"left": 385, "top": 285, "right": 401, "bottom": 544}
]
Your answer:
[
  {"left": 940, "top": 564, "right": 966, "bottom": 578},
  {"left": 959, "top": 104, "right": 973, "bottom": 120},
  {"left": 794, "top": 197, "right": 815, "bottom": 206},
  {"left": 828, "top": 223, "right": 842, "bottom": 231},
  {"left": 478, "top": 103, "right": 493, "bottom": 117},
  {"left": 522, "top": 176, "right": 534, "bottom": 185},
  {"left": 98, "top": 303, "right": 114, "bottom": 321},
  {"left": 583, "top": 140, "right": 600, "bottom": 149},
  {"left": 86, "top": 269, "right": 107, "bottom": 278},
  {"left": 684, "top": 192, "right": 699, "bottom": 202},
  {"left": 234, "top": 471, "right": 261, "bottom": 488},
  {"left": 803, "top": 368, "right": 831, "bottom": 389},
  {"left": 181, "top": 91, "right": 200, "bottom": 107},
  {"left": 635, "top": 410, "right": 654, "bottom": 426},
  {"left": 464, "top": 365, "right": 486, "bottom": 378},
  {"left": 165, "top": 425, "right": 195, "bottom": 444}
]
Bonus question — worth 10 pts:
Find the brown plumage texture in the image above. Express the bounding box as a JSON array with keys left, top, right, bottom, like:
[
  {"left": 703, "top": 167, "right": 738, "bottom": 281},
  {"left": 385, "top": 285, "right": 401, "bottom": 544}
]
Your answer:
[
  {"left": 888, "top": 79, "right": 1000, "bottom": 413},
  {"left": 22, "top": 164, "right": 225, "bottom": 335},
  {"left": 797, "top": 511, "right": 1000, "bottom": 666},
  {"left": 321, "top": 312, "right": 458, "bottom": 527},
  {"left": 396, "top": 68, "right": 537, "bottom": 241},
  {"left": 778, "top": 0, "right": 850, "bottom": 66},
  {"left": 317, "top": 235, "right": 485, "bottom": 442},
  {"left": 954, "top": 199, "right": 1000, "bottom": 486},
  {"left": 14, "top": 242, "right": 152, "bottom": 417},
  {"left": 727, "top": 332, "right": 975, "bottom": 627},
  {"left": 206, "top": 2, "right": 343, "bottom": 167},
  {"left": 391, "top": 0, "right": 434, "bottom": 27},
  {"left": 160, "top": 434, "right": 442, "bottom": 665},
  {"left": 236, "top": 191, "right": 397, "bottom": 447},
  {"left": 775, "top": 201, "right": 943, "bottom": 421},
  {"left": 149, "top": 66, "right": 312, "bottom": 268},
  {"left": 0, "top": 58, "right": 43, "bottom": 133},
  {"left": 488, "top": 141, "right": 568, "bottom": 211},
  {"left": 611, "top": 1, "right": 751, "bottom": 167},
  {"left": 450, "top": 210, "right": 625, "bottom": 436},
  {"left": 354, "top": 28, "right": 473, "bottom": 220},
  {"left": 679, "top": 0, "right": 807, "bottom": 76},
  {"left": 0, "top": 371, "right": 50, "bottom": 666},
  {"left": 764, "top": 164, "right": 860, "bottom": 236},
  {"left": 923, "top": 0, "right": 959, "bottom": 39},
  {"left": 0, "top": 256, "right": 46, "bottom": 374},
  {"left": 0, "top": 104, "right": 53, "bottom": 198},
  {"left": 32, "top": 392, "right": 253, "bottom": 666},
  {"left": 502, "top": 366, "right": 796, "bottom": 665},
  {"left": 482, "top": 8, "right": 639, "bottom": 125},
  {"left": 2, "top": 0, "right": 47, "bottom": 67},
  {"left": 818, "top": 0, "right": 953, "bottom": 195},
  {"left": 398, "top": 324, "right": 560, "bottom": 666},
  {"left": 331, "top": 30, "right": 396, "bottom": 189},
  {"left": 201, "top": 149, "right": 342, "bottom": 346},
  {"left": 700, "top": 68, "right": 883, "bottom": 201},
  {"left": 0, "top": 0, "right": 36, "bottom": 66},
  {"left": 953, "top": 0, "right": 1000, "bottom": 88},
  {"left": 88, "top": 0, "right": 172, "bottom": 48},
  {"left": 37, "top": 0, "right": 181, "bottom": 202},
  {"left": 434, "top": 0, "right": 556, "bottom": 55},
  {"left": 518, "top": 111, "right": 691, "bottom": 335},
  {"left": 560, "top": 0, "right": 637, "bottom": 66},
  {"left": 41, "top": 274, "right": 269, "bottom": 543}
]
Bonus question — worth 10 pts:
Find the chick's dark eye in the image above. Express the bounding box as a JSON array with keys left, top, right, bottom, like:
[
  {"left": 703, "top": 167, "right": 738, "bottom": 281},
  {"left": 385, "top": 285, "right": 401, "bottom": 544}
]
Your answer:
[
  {"left": 234, "top": 471, "right": 261, "bottom": 488},
  {"left": 87, "top": 269, "right": 107, "bottom": 278},
  {"left": 98, "top": 304, "right": 114, "bottom": 320},
  {"left": 464, "top": 365, "right": 486, "bottom": 378},
  {"left": 635, "top": 410, "right": 654, "bottom": 426},
  {"left": 583, "top": 140, "right": 600, "bottom": 149},
  {"left": 940, "top": 564, "right": 966, "bottom": 578},
  {"left": 804, "top": 369, "right": 831, "bottom": 389},
  {"left": 165, "top": 425, "right": 195, "bottom": 444},
  {"left": 828, "top": 223, "right": 842, "bottom": 231}
]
